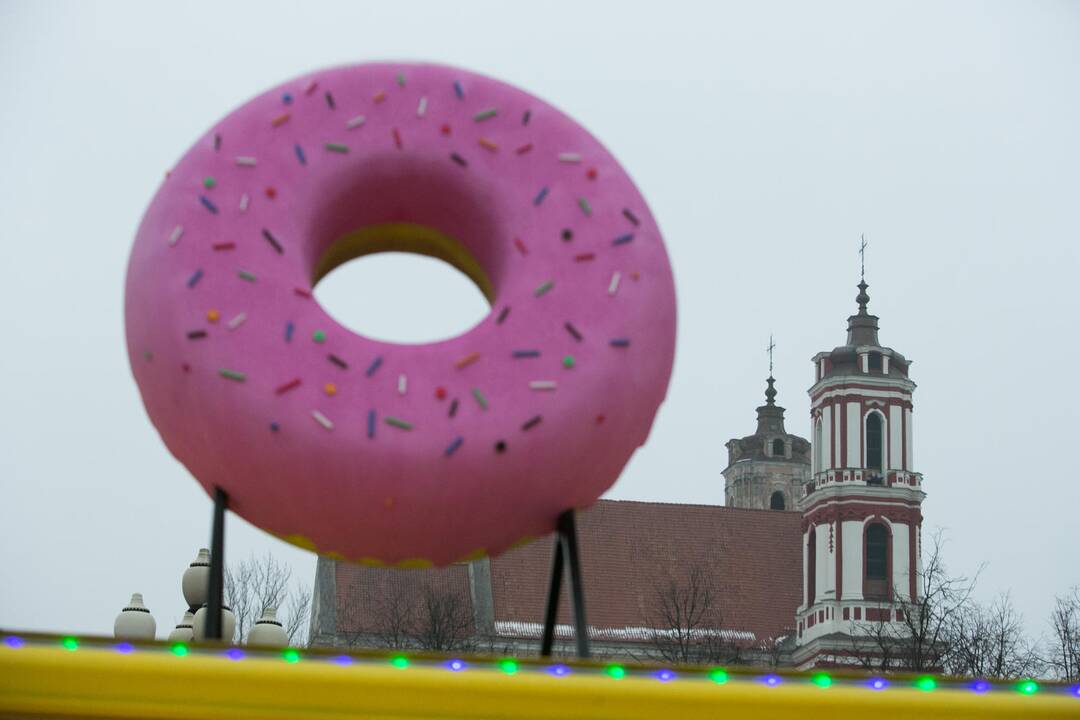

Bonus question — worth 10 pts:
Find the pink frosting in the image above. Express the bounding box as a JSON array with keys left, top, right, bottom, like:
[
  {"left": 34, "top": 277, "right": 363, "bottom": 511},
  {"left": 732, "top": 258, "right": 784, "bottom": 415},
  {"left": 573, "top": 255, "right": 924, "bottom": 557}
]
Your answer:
[{"left": 125, "top": 63, "right": 676, "bottom": 566}]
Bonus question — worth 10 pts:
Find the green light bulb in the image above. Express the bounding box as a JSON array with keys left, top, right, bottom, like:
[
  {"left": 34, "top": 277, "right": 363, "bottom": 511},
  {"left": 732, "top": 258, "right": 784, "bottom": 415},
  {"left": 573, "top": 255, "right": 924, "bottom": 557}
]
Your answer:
[
  {"left": 709, "top": 669, "right": 729, "bottom": 684},
  {"left": 499, "top": 659, "right": 519, "bottom": 674},
  {"left": 282, "top": 649, "right": 300, "bottom": 663},
  {"left": 915, "top": 676, "right": 937, "bottom": 692},
  {"left": 61, "top": 637, "right": 78, "bottom": 651},
  {"left": 812, "top": 672, "right": 832, "bottom": 688},
  {"left": 170, "top": 643, "right": 188, "bottom": 657},
  {"left": 606, "top": 665, "right": 626, "bottom": 679},
  {"left": 390, "top": 655, "right": 409, "bottom": 669},
  {"left": 1017, "top": 679, "right": 1038, "bottom": 695}
]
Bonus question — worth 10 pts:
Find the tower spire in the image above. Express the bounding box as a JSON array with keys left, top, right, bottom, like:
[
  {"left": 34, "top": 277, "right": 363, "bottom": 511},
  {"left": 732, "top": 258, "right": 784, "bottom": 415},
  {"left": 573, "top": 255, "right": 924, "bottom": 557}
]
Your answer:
[
  {"left": 856, "top": 234, "right": 871, "bottom": 315},
  {"left": 765, "top": 335, "right": 777, "bottom": 405}
]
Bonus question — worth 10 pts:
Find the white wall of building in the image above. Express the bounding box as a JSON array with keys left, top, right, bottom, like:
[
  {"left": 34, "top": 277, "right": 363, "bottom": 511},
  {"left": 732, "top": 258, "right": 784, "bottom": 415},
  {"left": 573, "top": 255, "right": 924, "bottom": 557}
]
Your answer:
[
  {"left": 889, "top": 404, "right": 903, "bottom": 470},
  {"left": 846, "top": 402, "right": 860, "bottom": 467},
  {"left": 821, "top": 406, "right": 832, "bottom": 472},
  {"left": 841, "top": 520, "right": 863, "bottom": 600},
  {"left": 892, "top": 523, "right": 911, "bottom": 601}
]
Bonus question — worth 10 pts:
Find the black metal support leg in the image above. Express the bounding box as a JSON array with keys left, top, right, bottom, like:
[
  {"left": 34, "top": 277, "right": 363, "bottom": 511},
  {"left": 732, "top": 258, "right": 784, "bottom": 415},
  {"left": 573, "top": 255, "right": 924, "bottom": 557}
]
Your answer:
[
  {"left": 540, "top": 509, "right": 590, "bottom": 659},
  {"left": 206, "top": 486, "right": 228, "bottom": 641}
]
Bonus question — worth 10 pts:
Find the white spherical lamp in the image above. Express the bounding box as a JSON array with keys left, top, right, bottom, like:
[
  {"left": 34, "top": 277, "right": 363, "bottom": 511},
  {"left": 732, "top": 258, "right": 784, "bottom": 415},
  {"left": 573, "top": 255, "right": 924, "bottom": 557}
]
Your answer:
[
  {"left": 114, "top": 593, "right": 156, "bottom": 640},
  {"left": 192, "top": 603, "right": 236, "bottom": 643},
  {"left": 247, "top": 607, "right": 289, "bottom": 648},
  {"left": 167, "top": 610, "right": 195, "bottom": 643},
  {"left": 182, "top": 548, "right": 210, "bottom": 610}
]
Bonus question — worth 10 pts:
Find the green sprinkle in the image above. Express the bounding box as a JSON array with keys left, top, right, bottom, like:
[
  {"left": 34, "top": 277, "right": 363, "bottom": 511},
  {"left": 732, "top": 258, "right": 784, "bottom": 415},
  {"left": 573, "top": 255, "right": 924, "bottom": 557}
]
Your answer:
[
  {"left": 170, "top": 643, "right": 188, "bottom": 657},
  {"left": 61, "top": 637, "right": 78, "bottom": 651},
  {"left": 473, "top": 108, "right": 498, "bottom": 122},
  {"left": 385, "top": 416, "right": 413, "bottom": 431},
  {"left": 915, "top": 676, "right": 936, "bottom": 692},
  {"left": 606, "top": 665, "right": 626, "bottom": 679},
  {"left": 471, "top": 388, "right": 489, "bottom": 410},
  {"left": 313, "top": 330, "right": 326, "bottom": 343},
  {"left": 237, "top": 270, "right": 257, "bottom": 282},
  {"left": 144, "top": 351, "right": 154, "bottom": 362},
  {"left": 578, "top": 196, "right": 592, "bottom": 216},
  {"left": 219, "top": 369, "right": 246, "bottom": 382},
  {"left": 499, "top": 659, "right": 518, "bottom": 674},
  {"left": 282, "top": 649, "right": 300, "bottom": 663},
  {"left": 534, "top": 280, "right": 554, "bottom": 297},
  {"left": 709, "top": 669, "right": 729, "bottom": 684},
  {"left": 811, "top": 672, "right": 832, "bottom": 688},
  {"left": 1016, "top": 679, "right": 1038, "bottom": 695},
  {"left": 390, "top": 655, "right": 409, "bottom": 669},
  {"left": 396, "top": 72, "right": 406, "bottom": 87},
  {"left": 325, "top": 143, "right": 349, "bottom": 154},
  {"left": 562, "top": 355, "right": 575, "bottom": 369},
  {"left": 203, "top": 177, "right": 216, "bottom": 189}
]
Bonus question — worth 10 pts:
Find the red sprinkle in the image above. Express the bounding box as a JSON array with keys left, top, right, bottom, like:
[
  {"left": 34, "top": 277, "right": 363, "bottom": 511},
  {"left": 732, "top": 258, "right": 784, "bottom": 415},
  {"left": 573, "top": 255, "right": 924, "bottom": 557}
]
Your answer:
[
  {"left": 304, "top": 80, "right": 318, "bottom": 96},
  {"left": 212, "top": 242, "right": 236, "bottom": 251},
  {"left": 275, "top": 378, "right": 302, "bottom": 395},
  {"left": 181, "top": 363, "right": 191, "bottom": 373},
  {"left": 265, "top": 187, "right": 277, "bottom": 199},
  {"left": 574, "top": 253, "right": 596, "bottom": 262},
  {"left": 392, "top": 128, "right": 403, "bottom": 149},
  {"left": 294, "top": 287, "right": 312, "bottom": 298},
  {"left": 435, "top": 386, "right": 447, "bottom": 400},
  {"left": 440, "top": 123, "right": 452, "bottom": 135},
  {"left": 586, "top": 167, "right": 598, "bottom": 180},
  {"left": 513, "top": 238, "right": 529, "bottom": 256},
  {"left": 596, "top": 414, "right": 606, "bottom": 425},
  {"left": 514, "top": 143, "right": 533, "bottom": 155}
]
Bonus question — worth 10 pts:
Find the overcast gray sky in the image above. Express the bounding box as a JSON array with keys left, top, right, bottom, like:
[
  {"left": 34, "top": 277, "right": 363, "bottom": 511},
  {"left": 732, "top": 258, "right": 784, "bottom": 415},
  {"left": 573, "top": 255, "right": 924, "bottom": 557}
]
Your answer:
[{"left": 1, "top": 0, "right": 1077, "bottom": 642}]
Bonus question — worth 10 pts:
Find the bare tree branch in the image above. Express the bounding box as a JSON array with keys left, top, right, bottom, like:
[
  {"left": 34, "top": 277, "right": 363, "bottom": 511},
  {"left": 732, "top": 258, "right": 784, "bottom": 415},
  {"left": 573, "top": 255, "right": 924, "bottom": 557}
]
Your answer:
[
  {"left": 646, "top": 562, "right": 740, "bottom": 665},
  {"left": 1043, "top": 587, "right": 1080, "bottom": 682},
  {"left": 224, "top": 553, "right": 310, "bottom": 646}
]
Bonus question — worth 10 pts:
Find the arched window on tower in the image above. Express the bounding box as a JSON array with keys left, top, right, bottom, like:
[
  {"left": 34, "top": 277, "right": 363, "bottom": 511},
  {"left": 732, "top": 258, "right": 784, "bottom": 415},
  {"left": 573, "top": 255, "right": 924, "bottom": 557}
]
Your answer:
[
  {"left": 807, "top": 527, "right": 817, "bottom": 606},
  {"left": 869, "top": 352, "right": 883, "bottom": 372},
  {"left": 772, "top": 438, "right": 785, "bottom": 457},
  {"left": 865, "top": 522, "right": 889, "bottom": 599},
  {"left": 866, "top": 412, "right": 883, "bottom": 474},
  {"left": 770, "top": 491, "right": 785, "bottom": 510}
]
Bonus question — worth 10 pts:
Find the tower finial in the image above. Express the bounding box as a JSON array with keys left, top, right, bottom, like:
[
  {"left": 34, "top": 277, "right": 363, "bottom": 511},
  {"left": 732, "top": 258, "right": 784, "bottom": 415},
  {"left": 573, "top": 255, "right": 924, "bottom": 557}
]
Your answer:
[
  {"left": 765, "top": 334, "right": 777, "bottom": 405},
  {"left": 856, "top": 235, "right": 871, "bottom": 314},
  {"left": 767, "top": 334, "right": 775, "bottom": 376}
]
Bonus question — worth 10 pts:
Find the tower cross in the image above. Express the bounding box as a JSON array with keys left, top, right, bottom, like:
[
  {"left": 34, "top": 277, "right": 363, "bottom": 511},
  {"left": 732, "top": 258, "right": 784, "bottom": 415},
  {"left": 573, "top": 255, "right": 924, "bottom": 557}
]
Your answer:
[
  {"left": 859, "top": 233, "right": 868, "bottom": 281},
  {"left": 767, "top": 334, "right": 776, "bottom": 376}
]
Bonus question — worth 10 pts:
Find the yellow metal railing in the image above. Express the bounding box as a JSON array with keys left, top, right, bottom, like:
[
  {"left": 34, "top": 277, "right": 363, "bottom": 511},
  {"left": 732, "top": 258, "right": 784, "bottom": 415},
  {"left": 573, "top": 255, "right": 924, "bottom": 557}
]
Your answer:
[{"left": 1, "top": 633, "right": 1077, "bottom": 719}]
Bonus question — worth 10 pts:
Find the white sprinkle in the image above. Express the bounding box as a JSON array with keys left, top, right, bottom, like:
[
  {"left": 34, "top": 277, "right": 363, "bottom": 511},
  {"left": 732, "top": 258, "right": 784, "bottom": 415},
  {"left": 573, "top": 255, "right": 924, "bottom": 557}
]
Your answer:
[
  {"left": 311, "top": 410, "right": 334, "bottom": 430},
  {"left": 235, "top": 156, "right": 257, "bottom": 167},
  {"left": 239, "top": 193, "right": 249, "bottom": 212},
  {"left": 608, "top": 271, "right": 622, "bottom": 296},
  {"left": 529, "top": 380, "right": 558, "bottom": 391},
  {"left": 346, "top": 115, "right": 366, "bottom": 129},
  {"left": 168, "top": 225, "right": 184, "bottom": 246},
  {"left": 558, "top": 152, "right": 582, "bottom": 163},
  {"left": 417, "top": 97, "right": 427, "bottom": 117},
  {"left": 398, "top": 374, "right": 407, "bottom": 395},
  {"left": 227, "top": 312, "right": 247, "bottom": 330}
]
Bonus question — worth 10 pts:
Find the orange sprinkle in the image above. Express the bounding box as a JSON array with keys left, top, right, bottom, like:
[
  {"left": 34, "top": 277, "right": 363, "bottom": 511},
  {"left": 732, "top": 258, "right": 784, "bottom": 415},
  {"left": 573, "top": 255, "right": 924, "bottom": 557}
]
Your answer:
[
  {"left": 206, "top": 309, "right": 220, "bottom": 322},
  {"left": 373, "top": 90, "right": 386, "bottom": 103},
  {"left": 324, "top": 382, "right": 338, "bottom": 396},
  {"left": 478, "top": 137, "right": 499, "bottom": 152},
  {"left": 455, "top": 351, "right": 481, "bottom": 369},
  {"left": 271, "top": 113, "right": 290, "bottom": 127}
]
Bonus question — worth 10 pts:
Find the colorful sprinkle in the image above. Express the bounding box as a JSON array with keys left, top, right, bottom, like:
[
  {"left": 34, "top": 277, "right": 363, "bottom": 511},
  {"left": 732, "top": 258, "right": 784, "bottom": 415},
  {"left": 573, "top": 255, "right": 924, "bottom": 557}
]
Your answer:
[
  {"left": 496, "top": 307, "right": 511, "bottom": 324},
  {"left": 203, "top": 177, "right": 216, "bottom": 189},
  {"left": 212, "top": 242, "right": 236, "bottom": 251},
  {"left": 168, "top": 225, "right": 184, "bottom": 246},
  {"left": 294, "top": 144, "right": 307, "bottom": 165},
  {"left": 398, "top": 374, "right": 407, "bottom": 395},
  {"left": 396, "top": 72, "right": 406, "bottom": 87},
  {"left": 187, "top": 330, "right": 207, "bottom": 340},
  {"left": 478, "top": 137, "right": 499, "bottom": 152},
  {"left": 513, "top": 350, "right": 540, "bottom": 358},
  {"left": 608, "top": 272, "right": 622, "bottom": 295},
  {"left": 285, "top": 321, "right": 294, "bottom": 342},
  {"left": 270, "top": 422, "right": 280, "bottom": 432},
  {"left": 444, "top": 436, "right": 464, "bottom": 457},
  {"left": 587, "top": 167, "right": 598, "bottom": 180},
  {"left": 435, "top": 386, "right": 447, "bottom": 400},
  {"left": 325, "top": 142, "right": 349, "bottom": 154},
  {"left": 562, "top": 355, "right": 576, "bottom": 368},
  {"left": 313, "top": 330, "right": 326, "bottom": 343},
  {"left": 346, "top": 115, "right": 366, "bottom": 129},
  {"left": 471, "top": 388, "right": 489, "bottom": 410},
  {"left": 293, "top": 287, "right": 311, "bottom": 298},
  {"left": 533, "top": 187, "right": 549, "bottom": 205},
  {"left": 564, "top": 323, "right": 583, "bottom": 342},
  {"left": 235, "top": 156, "right": 256, "bottom": 167},
  {"left": 367, "top": 409, "right": 376, "bottom": 438},
  {"left": 271, "top": 113, "right": 290, "bottom": 127},
  {"left": 366, "top": 356, "right": 383, "bottom": 376},
  {"left": 456, "top": 351, "right": 481, "bottom": 369},
  {"left": 227, "top": 312, "right": 247, "bottom": 330},
  {"left": 328, "top": 354, "right": 348, "bottom": 369},
  {"left": 282, "top": 93, "right": 293, "bottom": 105},
  {"left": 312, "top": 410, "right": 334, "bottom": 430},
  {"left": 237, "top": 270, "right": 257, "bottom": 282},
  {"left": 219, "top": 369, "right": 246, "bottom": 382},
  {"left": 239, "top": 194, "right": 249, "bottom": 211},
  {"left": 199, "top": 196, "right": 218, "bottom": 214},
  {"left": 474, "top": 108, "right": 498, "bottom": 122},
  {"left": 213, "top": 133, "right": 221, "bottom": 150},
  {"left": 575, "top": 253, "right": 595, "bottom": 262},
  {"left": 392, "top": 128, "right": 403, "bottom": 149},
  {"left": 450, "top": 152, "right": 468, "bottom": 167},
  {"left": 440, "top": 123, "right": 452, "bottom": 135},
  {"left": 561, "top": 229, "right": 573, "bottom": 241},
  {"left": 577, "top": 197, "right": 592, "bottom": 216},
  {"left": 522, "top": 110, "right": 531, "bottom": 125},
  {"left": 304, "top": 80, "right": 318, "bottom": 96},
  {"left": 522, "top": 415, "right": 542, "bottom": 431},
  {"left": 449, "top": 398, "right": 460, "bottom": 418},
  {"left": 324, "top": 383, "right": 337, "bottom": 396},
  {"left": 453, "top": 80, "right": 464, "bottom": 98},
  {"left": 559, "top": 152, "right": 582, "bottom": 163},
  {"left": 385, "top": 416, "right": 413, "bottom": 431},
  {"left": 417, "top": 96, "right": 427, "bottom": 116},
  {"left": 275, "top": 378, "right": 301, "bottom": 395},
  {"left": 207, "top": 309, "right": 220, "bottom": 322},
  {"left": 187, "top": 269, "right": 204, "bottom": 288},
  {"left": 529, "top": 380, "right": 557, "bottom": 391},
  {"left": 623, "top": 208, "right": 640, "bottom": 226},
  {"left": 325, "top": 90, "right": 335, "bottom": 109},
  {"left": 514, "top": 237, "right": 529, "bottom": 255},
  {"left": 534, "top": 280, "right": 554, "bottom": 297},
  {"left": 265, "top": 187, "right": 278, "bottom": 199},
  {"left": 373, "top": 90, "right": 386, "bottom": 103},
  {"left": 609, "top": 338, "right": 631, "bottom": 347},
  {"left": 515, "top": 143, "right": 533, "bottom": 155},
  {"left": 495, "top": 440, "right": 508, "bottom": 453},
  {"left": 262, "top": 228, "right": 284, "bottom": 254},
  {"left": 613, "top": 233, "right": 634, "bottom": 246}
]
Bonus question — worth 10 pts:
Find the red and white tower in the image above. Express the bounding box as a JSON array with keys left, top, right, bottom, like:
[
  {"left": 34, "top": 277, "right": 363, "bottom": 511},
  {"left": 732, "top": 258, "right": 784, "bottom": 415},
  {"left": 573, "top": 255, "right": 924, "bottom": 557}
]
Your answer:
[{"left": 792, "top": 278, "right": 925, "bottom": 669}]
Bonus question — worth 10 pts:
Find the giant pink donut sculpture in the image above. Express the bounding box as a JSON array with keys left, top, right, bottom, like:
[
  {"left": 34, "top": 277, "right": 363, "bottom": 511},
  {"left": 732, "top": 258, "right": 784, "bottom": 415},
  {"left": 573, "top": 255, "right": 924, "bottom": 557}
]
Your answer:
[{"left": 125, "top": 63, "right": 676, "bottom": 567}]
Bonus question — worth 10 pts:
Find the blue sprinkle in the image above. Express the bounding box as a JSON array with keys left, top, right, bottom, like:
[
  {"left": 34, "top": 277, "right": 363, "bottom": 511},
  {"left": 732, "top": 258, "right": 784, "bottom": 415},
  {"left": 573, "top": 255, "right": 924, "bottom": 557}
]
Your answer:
[
  {"left": 609, "top": 338, "right": 631, "bottom": 348},
  {"left": 512, "top": 350, "right": 541, "bottom": 358},
  {"left": 285, "top": 321, "right": 294, "bottom": 342},
  {"left": 282, "top": 93, "right": 293, "bottom": 104},
  {"left": 453, "top": 80, "right": 464, "bottom": 99},
  {"left": 366, "top": 356, "right": 384, "bottom": 377},
  {"left": 270, "top": 422, "right": 280, "bottom": 432},
  {"left": 199, "top": 195, "right": 218, "bottom": 214},
  {"left": 187, "top": 269, "right": 203, "bottom": 288},
  {"left": 533, "top": 187, "right": 549, "bottom": 206},
  {"left": 367, "top": 409, "right": 376, "bottom": 439},
  {"left": 295, "top": 143, "right": 307, "bottom": 165},
  {"left": 444, "top": 436, "right": 464, "bottom": 457},
  {"left": 612, "top": 234, "right": 634, "bottom": 246}
]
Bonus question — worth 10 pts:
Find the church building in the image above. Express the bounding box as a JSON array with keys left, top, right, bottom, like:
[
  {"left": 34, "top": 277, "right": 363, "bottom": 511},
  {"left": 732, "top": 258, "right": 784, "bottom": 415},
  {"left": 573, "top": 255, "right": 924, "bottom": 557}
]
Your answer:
[{"left": 309, "top": 278, "right": 924, "bottom": 669}]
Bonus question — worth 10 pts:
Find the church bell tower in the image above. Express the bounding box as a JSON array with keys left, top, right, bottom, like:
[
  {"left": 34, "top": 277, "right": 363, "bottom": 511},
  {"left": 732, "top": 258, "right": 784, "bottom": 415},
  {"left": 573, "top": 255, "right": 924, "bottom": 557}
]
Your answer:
[{"left": 793, "top": 273, "right": 926, "bottom": 669}]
